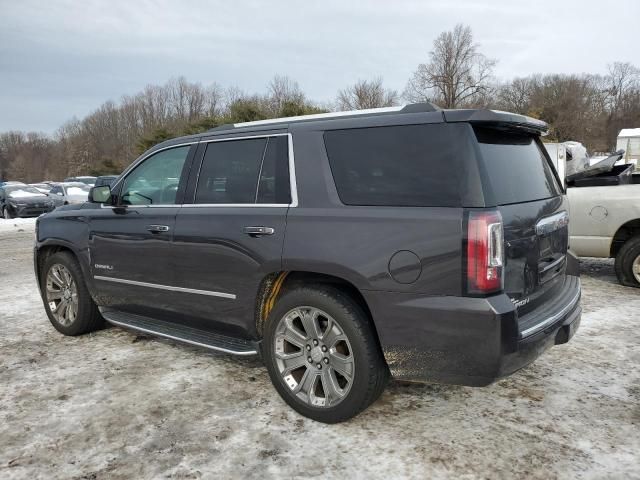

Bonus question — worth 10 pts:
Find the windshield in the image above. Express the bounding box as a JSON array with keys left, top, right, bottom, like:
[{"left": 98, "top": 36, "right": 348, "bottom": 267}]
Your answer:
[{"left": 6, "top": 186, "right": 46, "bottom": 198}]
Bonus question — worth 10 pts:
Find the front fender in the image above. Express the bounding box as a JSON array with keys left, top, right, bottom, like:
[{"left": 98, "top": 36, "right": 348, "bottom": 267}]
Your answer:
[{"left": 35, "top": 213, "right": 96, "bottom": 299}]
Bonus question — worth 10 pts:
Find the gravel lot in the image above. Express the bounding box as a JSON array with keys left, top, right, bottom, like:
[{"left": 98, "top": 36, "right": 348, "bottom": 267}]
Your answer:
[{"left": 1, "top": 218, "right": 639, "bottom": 479}]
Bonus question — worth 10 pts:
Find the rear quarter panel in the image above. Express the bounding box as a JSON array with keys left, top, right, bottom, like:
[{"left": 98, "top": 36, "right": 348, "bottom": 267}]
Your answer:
[
  {"left": 284, "top": 206, "right": 463, "bottom": 294},
  {"left": 283, "top": 124, "right": 464, "bottom": 295}
]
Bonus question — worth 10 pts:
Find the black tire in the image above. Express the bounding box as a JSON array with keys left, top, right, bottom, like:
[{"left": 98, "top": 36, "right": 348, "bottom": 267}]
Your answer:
[
  {"left": 615, "top": 235, "right": 640, "bottom": 288},
  {"left": 262, "top": 284, "right": 389, "bottom": 423},
  {"left": 3, "top": 206, "right": 14, "bottom": 219},
  {"left": 41, "top": 251, "right": 104, "bottom": 335}
]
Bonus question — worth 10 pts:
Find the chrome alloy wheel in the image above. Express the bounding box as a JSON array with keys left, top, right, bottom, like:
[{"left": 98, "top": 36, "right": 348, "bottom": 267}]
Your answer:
[
  {"left": 46, "top": 264, "right": 78, "bottom": 327},
  {"left": 633, "top": 254, "right": 640, "bottom": 284},
  {"left": 274, "top": 307, "right": 355, "bottom": 408}
]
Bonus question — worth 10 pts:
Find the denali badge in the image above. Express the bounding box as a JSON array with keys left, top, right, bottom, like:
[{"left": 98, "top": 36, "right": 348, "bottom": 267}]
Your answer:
[
  {"left": 512, "top": 297, "right": 530, "bottom": 308},
  {"left": 94, "top": 264, "right": 114, "bottom": 270},
  {"left": 536, "top": 211, "right": 569, "bottom": 236}
]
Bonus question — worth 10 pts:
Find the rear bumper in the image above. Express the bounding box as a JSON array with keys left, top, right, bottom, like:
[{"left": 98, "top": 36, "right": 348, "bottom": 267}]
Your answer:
[{"left": 363, "top": 275, "right": 581, "bottom": 386}]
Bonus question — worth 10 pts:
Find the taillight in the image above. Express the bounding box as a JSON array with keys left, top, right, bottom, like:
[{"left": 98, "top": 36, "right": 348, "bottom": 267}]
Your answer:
[{"left": 466, "top": 210, "right": 504, "bottom": 294}]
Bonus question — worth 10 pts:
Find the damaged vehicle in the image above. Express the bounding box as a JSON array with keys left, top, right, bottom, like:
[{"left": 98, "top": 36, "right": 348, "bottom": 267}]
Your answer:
[
  {"left": 33, "top": 104, "right": 581, "bottom": 423},
  {"left": 565, "top": 152, "right": 640, "bottom": 287}
]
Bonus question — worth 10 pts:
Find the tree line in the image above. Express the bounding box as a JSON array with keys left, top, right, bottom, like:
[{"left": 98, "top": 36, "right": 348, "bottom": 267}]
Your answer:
[{"left": 1, "top": 24, "right": 639, "bottom": 183}]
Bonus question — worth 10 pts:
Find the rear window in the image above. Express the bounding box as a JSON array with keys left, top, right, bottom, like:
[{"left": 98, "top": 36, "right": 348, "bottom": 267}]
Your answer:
[
  {"left": 475, "top": 127, "right": 562, "bottom": 205},
  {"left": 324, "top": 124, "right": 461, "bottom": 207}
]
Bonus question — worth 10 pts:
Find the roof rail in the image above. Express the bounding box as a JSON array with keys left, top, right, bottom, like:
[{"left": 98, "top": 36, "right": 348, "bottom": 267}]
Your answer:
[
  {"left": 206, "top": 124, "right": 235, "bottom": 132},
  {"left": 400, "top": 102, "right": 440, "bottom": 113},
  {"left": 205, "top": 102, "right": 441, "bottom": 132}
]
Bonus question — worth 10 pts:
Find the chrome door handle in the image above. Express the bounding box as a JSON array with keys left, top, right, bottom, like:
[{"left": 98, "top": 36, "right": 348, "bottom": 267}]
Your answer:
[
  {"left": 243, "top": 226, "right": 275, "bottom": 236},
  {"left": 146, "top": 224, "right": 170, "bottom": 233}
]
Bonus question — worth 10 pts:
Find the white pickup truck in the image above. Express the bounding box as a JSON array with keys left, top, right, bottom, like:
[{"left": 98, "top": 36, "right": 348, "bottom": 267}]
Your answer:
[{"left": 561, "top": 154, "right": 640, "bottom": 287}]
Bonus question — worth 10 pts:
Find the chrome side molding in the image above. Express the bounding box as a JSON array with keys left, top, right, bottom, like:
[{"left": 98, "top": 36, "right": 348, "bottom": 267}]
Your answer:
[{"left": 93, "top": 275, "right": 236, "bottom": 299}]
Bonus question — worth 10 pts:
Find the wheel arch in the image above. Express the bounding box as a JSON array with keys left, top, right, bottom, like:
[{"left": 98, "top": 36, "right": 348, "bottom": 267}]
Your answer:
[
  {"left": 35, "top": 242, "right": 94, "bottom": 298},
  {"left": 610, "top": 218, "right": 640, "bottom": 257},
  {"left": 255, "top": 270, "right": 379, "bottom": 342}
]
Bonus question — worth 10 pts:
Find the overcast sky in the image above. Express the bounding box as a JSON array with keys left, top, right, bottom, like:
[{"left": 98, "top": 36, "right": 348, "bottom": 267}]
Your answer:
[{"left": 1, "top": 0, "right": 639, "bottom": 133}]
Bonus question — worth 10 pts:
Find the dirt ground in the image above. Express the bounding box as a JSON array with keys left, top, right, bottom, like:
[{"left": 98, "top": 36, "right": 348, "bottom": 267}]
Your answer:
[{"left": 1, "top": 218, "right": 639, "bottom": 480}]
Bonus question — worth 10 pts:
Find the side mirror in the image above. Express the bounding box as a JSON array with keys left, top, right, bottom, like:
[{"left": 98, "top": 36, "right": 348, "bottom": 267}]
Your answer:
[{"left": 89, "top": 185, "right": 111, "bottom": 203}]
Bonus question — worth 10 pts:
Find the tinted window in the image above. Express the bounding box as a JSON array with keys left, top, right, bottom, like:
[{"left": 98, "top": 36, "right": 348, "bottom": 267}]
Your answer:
[
  {"left": 257, "top": 136, "right": 291, "bottom": 204},
  {"left": 324, "top": 124, "right": 461, "bottom": 207},
  {"left": 121, "top": 146, "right": 189, "bottom": 205},
  {"left": 195, "top": 138, "right": 267, "bottom": 204},
  {"left": 475, "top": 127, "right": 561, "bottom": 205}
]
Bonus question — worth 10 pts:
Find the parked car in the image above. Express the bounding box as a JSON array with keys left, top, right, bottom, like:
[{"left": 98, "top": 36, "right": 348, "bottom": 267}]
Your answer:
[
  {"left": 48, "top": 182, "right": 91, "bottom": 206},
  {"left": 563, "top": 154, "right": 640, "bottom": 287},
  {"left": 63, "top": 176, "right": 97, "bottom": 186},
  {"left": 0, "top": 184, "right": 55, "bottom": 218},
  {"left": 30, "top": 183, "right": 53, "bottom": 194},
  {"left": 34, "top": 104, "right": 581, "bottom": 423},
  {"left": 94, "top": 175, "right": 118, "bottom": 187},
  {"left": 0, "top": 180, "right": 26, "bottom": 187}
]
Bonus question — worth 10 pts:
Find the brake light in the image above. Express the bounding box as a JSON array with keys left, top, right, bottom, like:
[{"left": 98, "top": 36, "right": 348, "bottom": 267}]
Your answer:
[{"left": 466, "top": 210, "right": 504, "bottom": 294}]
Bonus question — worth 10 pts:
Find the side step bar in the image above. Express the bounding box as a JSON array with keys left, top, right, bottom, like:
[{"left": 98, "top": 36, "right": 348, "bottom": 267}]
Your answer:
[{"left": 100, "top": 309, "right": 259, "bottom": 356}]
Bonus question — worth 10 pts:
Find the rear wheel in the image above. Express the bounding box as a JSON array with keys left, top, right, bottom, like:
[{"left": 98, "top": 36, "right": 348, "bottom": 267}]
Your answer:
[
  {"left": 3, "top": 206, "right": 14, "bottom": 219},
  {"left": 41, "top": 251, "right": 104, "bottom": 335},
  {"left": 263, "top": 285, "right": 389, "bottom": 423},
  {"left": 615, "top": 235, "right": 640, "bottom": 288}
]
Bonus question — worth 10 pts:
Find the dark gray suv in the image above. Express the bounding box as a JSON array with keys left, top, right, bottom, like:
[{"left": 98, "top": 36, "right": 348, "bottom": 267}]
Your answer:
[{"left": 34, "top": 103, "right": 581, "bottom": 423}]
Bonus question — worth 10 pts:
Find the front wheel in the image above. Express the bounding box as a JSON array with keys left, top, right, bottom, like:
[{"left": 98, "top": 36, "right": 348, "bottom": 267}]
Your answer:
[
  {"left": 41, "top": 251, "right": 104, "bottom": 335},
  {"left": 263, "top": 285, "right": 389, "bottom": 423},
  {"left": 615, "top": 236, "right": 640, "bottom": 287},
  {"left": 3, "top": 206, "right": 14, "bottom": 219}
]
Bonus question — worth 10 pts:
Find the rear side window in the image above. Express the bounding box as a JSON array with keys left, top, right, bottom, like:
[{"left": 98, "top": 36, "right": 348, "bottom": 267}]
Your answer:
[
  {"left": 475, "top": 127, "right": 561, "bottom": 205},
  {"left": 324, "top": 124, "right": 461, "bottom": 207},
  {"left": 195, "top": 136, "right": 291, "bottom": 204}
]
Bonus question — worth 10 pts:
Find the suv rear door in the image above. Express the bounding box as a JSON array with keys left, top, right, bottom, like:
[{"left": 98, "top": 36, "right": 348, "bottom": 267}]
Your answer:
[
  {"left": 473, "top": 126, "right": 569, "bottom": 318},
  {"left": 170, "top": 133, "right": 293, "bottom": 337}
]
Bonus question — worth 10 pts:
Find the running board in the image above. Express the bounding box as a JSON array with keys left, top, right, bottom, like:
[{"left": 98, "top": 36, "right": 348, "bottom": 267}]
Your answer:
[{"left": 101, "top": 309, "right": 259, "bottom": 356}]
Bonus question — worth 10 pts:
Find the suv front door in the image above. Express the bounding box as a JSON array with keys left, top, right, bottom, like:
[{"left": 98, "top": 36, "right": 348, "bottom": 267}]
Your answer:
[
  {"left": 171, "top": 134, "right": 293, "bottom": 337},
  {"left": 89, "top": 144, "right": 195, "bottom": 319}
]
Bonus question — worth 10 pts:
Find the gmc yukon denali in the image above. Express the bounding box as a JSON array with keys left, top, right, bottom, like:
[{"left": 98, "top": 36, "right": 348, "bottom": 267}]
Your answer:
[{"left": 34, "top": 103, "right": 581, "bottom": 423}]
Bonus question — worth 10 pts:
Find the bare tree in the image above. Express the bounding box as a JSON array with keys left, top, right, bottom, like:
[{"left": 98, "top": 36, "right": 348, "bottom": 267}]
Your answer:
[
  {"left": 606, "top": 62, "right": 640, "bottom": 113},
  {"left": 405, "top": 24, "right": 496, "bottom": 108},
  {"left": 336, "top": 77, "right": 399, "bottom": 110},
  {"left": 267, "top": 75, "right": 306, "bottom": 115},
  {"left": 205, "top": 82, "right": 225, "bottom": 118},
  {"left": 497, "top": 76, "right": 537, "bottom": 114}
]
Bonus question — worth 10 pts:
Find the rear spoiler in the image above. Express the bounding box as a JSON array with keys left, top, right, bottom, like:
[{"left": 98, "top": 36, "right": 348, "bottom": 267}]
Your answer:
[{"left": 443, "top": 109, "right": 548, "bottom": 135}]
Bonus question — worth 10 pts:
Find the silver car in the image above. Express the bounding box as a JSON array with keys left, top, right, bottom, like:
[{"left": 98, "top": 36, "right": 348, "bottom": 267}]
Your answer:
[{"left": 48, "top": 182, "right": 91, "bottom": 206}]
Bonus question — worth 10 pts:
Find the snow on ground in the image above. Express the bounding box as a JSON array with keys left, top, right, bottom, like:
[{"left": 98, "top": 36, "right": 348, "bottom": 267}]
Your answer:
[
  {"left": 0, "top": 217, "right": 36, "bottom": 233},
  {"left": 1, "top": 223, "right": 639, "bottom": 479}
]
